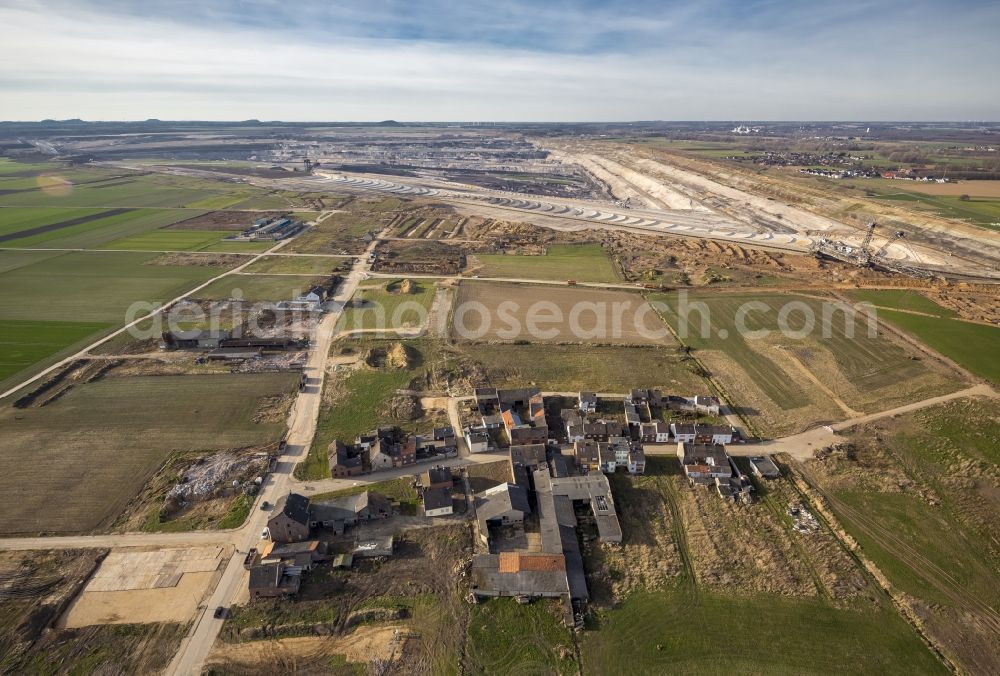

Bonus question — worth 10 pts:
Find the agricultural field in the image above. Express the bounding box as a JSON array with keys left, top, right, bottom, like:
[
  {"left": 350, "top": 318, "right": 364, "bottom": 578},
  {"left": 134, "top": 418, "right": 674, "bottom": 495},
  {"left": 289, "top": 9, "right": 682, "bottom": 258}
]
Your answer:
[
  {"left": 0, "top": 372, "right": 297, "bottom": 533},
  {"left": 846, "top": 288, "right": 957, "bottom": 317},
  {"left": 99, "top": 229, "right": 239, "bottom": 252},
  {"left": 0, "top": 249, "right": 226, "bottom": 390},
  {"left": 578, "top": 455, "right": 946, "bottom": 674},
  {"left": 873, "top": 309, "right": 1000, "bottom": 384},
  {"left": 450, "top": 342, "right": 707, "bottom": 393},
  {"left": 472, "top": 243, "right": 620, "bottom": 283},
  {"left": 844, "top": 179, "right": 1000, "bottom": 230},
  {"left": 804, "top": 397, "right": 1000, "bottom": 674},
  {"left": 243, "top": 254, "right": 347, "bottom": 274},
  {"left": 0, "top": 250, "right": 222, "bottom": 322},
  {"left": 195, "top": 274, "right": 329, "bottom": 302},
  {"left": 0, "top": 206, "right": 205, "bottom": 249},
  {"left": 651, "top": 291, "right": 960, "bottom": 436},
  {"left": 452, "top": 281, "right": 674, "bottom": 345},
  {"left": 0, "top": 319, "right": 110, "bottom": 383},
  {"left": 337, "top": 278, "right": 436, "bottom": 332},
  {"left": 582, "top": 590, "right": 944, "bottom": 675}
]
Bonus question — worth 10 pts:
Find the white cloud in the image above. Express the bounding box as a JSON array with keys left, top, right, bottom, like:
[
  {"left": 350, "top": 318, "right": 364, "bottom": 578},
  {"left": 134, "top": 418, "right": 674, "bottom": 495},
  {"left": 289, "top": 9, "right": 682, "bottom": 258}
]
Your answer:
[{"left": 0, "top": 1, "right": 997, "bottom": 120}]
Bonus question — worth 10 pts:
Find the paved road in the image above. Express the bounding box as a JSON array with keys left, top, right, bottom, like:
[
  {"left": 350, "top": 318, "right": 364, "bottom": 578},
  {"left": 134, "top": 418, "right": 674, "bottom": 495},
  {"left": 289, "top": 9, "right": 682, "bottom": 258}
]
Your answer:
[
  {"left": 165, "top": 236, "right": 380, "bottom": 676},
  {"left": 747, "top": 384, "right": 996, "bottom": 460},
  {"left": 0, "top": 531, "right": 241, "bottom": 552}
]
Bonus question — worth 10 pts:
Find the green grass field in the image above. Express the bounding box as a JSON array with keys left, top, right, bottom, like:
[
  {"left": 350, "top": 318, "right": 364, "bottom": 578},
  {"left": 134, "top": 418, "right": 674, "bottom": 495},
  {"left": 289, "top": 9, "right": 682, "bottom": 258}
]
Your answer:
[
  {"left": 652, "top": 292, "right": 936, "bottom": 408},
  {"left": 0, "top": 372, "right": 296, "bottom": 533},
  {"left": 474, "top": 243, "right": 620, "bottom": 283},
  {"left": 818, "top": 398, "right": 1000, "bottom": 673},
  {"left": 455, "top": 342, "right": 707, "bottom": 393},
  {"left": 875, "top": 310, "right": 1000, "bottom": 383},
  {"left": 846, "top": 289, "right": 956, "bottom": 317},
  {"left": 0, "top": 319, "right": 110, "bottom": 383},
  {"left": 582, "top": 590, "right": 945, "bottom": 675},
  {"left": 242, "top": 255, "right": 344, "bottom": 274},
  {"left": 338, "top": 279, "right": 436, "bottom": 331},
  {"left": 297, "top": 366, "right": 413, "bottom": 480},
  {"left": 99, "top": 229, "right": 236, "bottom": 251},
  {"left": 0, "top": 250, "right": 221, "bottom": 322},
  {"left": 196, "top": 274, "right": 327, "bottom": 302},
  {"left": 467, "top": 599, "right": 578, "bottom": 675},
  {"left": 0, "top": 207, "right": 204, "bottom": 249}
]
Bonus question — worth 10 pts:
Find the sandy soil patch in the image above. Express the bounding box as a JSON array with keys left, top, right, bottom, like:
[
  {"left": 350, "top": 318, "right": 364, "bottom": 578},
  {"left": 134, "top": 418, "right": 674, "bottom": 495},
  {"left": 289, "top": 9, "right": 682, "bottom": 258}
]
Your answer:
[
  {"left": 208, "top": 625, "right": 405, "bottom": 668},
  {"left": 62, "top": 570, "right": 216, "bottom": 626},
  {"left": 60, "top": 545, "right": 227, "bottom": 627}
]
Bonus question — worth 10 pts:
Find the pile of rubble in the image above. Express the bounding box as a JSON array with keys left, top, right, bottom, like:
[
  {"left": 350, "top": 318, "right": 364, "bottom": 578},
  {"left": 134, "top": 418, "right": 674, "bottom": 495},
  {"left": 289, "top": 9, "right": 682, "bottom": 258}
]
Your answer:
[
  {"left": 787, "top": 503, "right": 820, "bottom": 533},
  {"left": 163, "top": 451, "right": 269, "bottom": 514}
]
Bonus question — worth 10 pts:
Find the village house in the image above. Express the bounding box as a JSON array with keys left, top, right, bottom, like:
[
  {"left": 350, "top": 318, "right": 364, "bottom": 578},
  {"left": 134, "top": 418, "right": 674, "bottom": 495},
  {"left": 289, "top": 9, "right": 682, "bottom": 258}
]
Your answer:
[
  {"left": 573, "top": 439, "right": 616, "bottom": 474},
  {"left": 623, "top": 401, "right": 641, "bottom": 427},
  {"left": 259, "top": 540, "right": 329, "bottom": 571},
  {"left": 509, "top": 443, "right": 548, "bottom": 473},
  {"left": 677, "top": 443, "right": 733, "bottom": 486},
  {"left": 628, "top": 447, "right": 646, "bottom": 475},
  {"left": 695, "top": 424, "right": 735, "bottom": 445},
  {"left": 311, "top": 491, "right": 392, "bottom": 531},
  {"left": 671, "top": 422, "right": 697, "bottom": 443},
  {"left": 328, "top": 440, "right": 364, "bottom": 478},
  {"left": 430, "top": 427, "right": 457, "bottom": 453},
  {"left": 423, "top": 487, "right": 454, "bottom": 517},
  {"left": 465, "top": 427, "right": 491, "bottom": 453},
  {"left": 639, "top": 420, "right": 671, "bottom": 443},
  {"left": 266, "top": 493, "right": 312, "bottom": 543},
  {"left": 420, "top": 466, "right": 453, "bottom": 491},
  {"left": 693, "top": 395, "right": 722, "bottom": 415},
  {"left": 368, "top": 438, "right": 396, "bottom": 471},
  {"left": 578, "top": 391, "right": 598, "bottom": 412},
  {"left": 249, "top": 562, "right": 300, "bottom": 599}
]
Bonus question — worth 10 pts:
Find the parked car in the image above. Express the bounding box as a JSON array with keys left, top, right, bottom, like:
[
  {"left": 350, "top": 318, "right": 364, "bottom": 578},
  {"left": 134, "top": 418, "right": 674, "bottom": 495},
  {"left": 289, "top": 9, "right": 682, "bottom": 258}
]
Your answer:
[{"left": 260, "top": 500, "right": 270, "bottom": 511}]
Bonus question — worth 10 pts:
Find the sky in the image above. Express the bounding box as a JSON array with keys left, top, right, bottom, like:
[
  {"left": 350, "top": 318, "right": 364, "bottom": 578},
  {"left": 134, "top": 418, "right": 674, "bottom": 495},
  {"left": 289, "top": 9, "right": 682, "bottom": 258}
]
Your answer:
[{"left": 1, "top": 0, "right": 998, "bottom": 121}]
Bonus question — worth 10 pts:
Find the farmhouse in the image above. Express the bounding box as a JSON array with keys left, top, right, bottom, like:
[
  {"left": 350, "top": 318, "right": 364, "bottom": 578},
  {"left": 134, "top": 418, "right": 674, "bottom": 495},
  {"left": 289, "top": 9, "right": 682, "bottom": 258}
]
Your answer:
[
  {"left": 476, "top": 483, "right": 531, "bottom": 544},
  {"left": 160, "top": 329, "right": 231, "bottom": 350}
]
